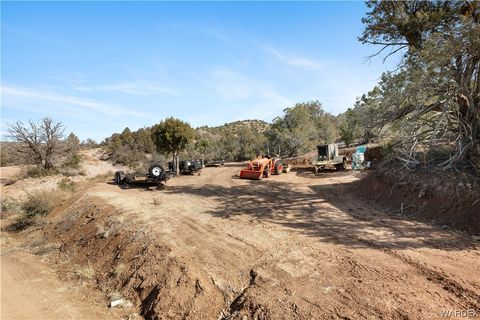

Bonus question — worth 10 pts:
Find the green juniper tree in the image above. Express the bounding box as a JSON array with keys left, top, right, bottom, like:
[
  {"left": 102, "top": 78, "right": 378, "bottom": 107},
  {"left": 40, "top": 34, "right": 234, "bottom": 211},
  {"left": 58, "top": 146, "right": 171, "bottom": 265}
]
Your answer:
[
  {"left": 360, "top": 1, "right": 480, "bottom": 170},
  {"left": 151, "top": 117, "right": 195, "bottom": 175}
]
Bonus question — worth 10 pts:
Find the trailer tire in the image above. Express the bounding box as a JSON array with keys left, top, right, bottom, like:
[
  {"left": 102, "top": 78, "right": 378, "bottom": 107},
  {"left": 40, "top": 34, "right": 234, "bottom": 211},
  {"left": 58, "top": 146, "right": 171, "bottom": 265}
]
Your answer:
[
  {"left": 274, "top": 161, "right": 283, "bottom": 175},
  {"left": 149, "top": 164, "right": 164, "bottom": 178},
  {"left": 115, "top": 171, "right": 125, "bottom": 185},
  {"left": 335, "top": 158, "right": 347, "bottom": 171}
]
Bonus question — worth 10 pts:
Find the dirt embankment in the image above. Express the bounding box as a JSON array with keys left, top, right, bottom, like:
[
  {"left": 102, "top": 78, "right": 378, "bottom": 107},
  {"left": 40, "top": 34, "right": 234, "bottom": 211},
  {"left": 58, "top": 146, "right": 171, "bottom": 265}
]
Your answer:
[
  {"left": 39, "top": 194, "right": 225, "bottom": 319},
  {"left": 359, "top": 169, "right": 480, "bottom": 234}
]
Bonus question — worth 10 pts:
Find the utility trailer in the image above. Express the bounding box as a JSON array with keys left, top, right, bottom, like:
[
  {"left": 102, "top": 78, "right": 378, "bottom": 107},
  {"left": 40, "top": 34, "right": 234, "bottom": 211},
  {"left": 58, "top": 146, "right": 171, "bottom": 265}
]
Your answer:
[
  {"left": 312, "top": 144, "right": 347, "bottom": 173},
  {"left": 115, "top": 164, "right": 172, "bottom": 187}
]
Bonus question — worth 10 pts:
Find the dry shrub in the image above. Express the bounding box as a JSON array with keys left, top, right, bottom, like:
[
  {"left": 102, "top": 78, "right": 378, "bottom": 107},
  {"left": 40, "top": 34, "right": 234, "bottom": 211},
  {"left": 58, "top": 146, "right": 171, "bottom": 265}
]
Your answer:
[
  {"left": 16, "top": 190, "right": 65, "bottom": 228},
  {"left": 58, "top": 167, "right": 83, "bottom": 177},
  {"left": 23, "top": 166, "right": 58, "bottom": 178},
  {"left": 22, "top": 190, "right": 62, "bottom": 218},
  {"left": 1, "top": 198, "right": 22, "bottom": 215},
  {"left": 76, "top": 263, "right": 95, "bottom": 280},
  {"left": 63, "top": 153, "right": 82, "bottom": 170},
  {"left": 57, "top": 177, "right": 78, "bottom": 192}
]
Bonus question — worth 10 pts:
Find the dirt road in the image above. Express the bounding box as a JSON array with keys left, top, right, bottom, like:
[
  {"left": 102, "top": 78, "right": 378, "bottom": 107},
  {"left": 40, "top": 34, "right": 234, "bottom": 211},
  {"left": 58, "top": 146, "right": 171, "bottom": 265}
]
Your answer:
[
  {"left": 81, "top": 164, "right": 479, "bottom": 319},
  {"left": 0, "top": 243, "right": 119, "bottom": 320}
]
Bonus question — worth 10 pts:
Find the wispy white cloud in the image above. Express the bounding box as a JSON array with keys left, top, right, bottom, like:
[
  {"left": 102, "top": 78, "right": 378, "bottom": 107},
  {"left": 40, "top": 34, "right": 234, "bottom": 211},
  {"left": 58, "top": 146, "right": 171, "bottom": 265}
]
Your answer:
[
  {"left": 197, "top": 26, "right": 234, "bottom": 46},
  {"left": 210, "top": 68, "right": 293, "bottom": 106},
  {"left": 263, "top": 46, "right": 325, "bottom": 71},
  {"left": 207, "top": 68, "right": 294, "bottom": 121},
  {"left": 73, "top": 82, "right": 180, "bottom": 96},
  {"left": 197, "top": 25, "right": 324, "bottom": 72},
  {"left": 1, "top": 85, "right": 149, "bottom": 118}
]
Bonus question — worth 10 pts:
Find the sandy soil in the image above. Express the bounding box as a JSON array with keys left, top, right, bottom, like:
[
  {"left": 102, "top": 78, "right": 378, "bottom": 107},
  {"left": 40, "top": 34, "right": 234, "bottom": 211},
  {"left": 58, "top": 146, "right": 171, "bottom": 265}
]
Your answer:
[
  {"left": 1, "top": 157, "right": 479, "bottom": 319},
  {"left": 79, "top": 148, "right": 124, "bottom": 177},
  {"left": 0, "top": 230, "right": 134, "bottom": 320},
  {"left": 0, "top": 250, "right": 114, "bottom": 320},
  {"left": 0, "top": 166, "right": 22, "bottom": 180},
  {"left": 0, "top": 148, "right": 123, "bottom": 201}
]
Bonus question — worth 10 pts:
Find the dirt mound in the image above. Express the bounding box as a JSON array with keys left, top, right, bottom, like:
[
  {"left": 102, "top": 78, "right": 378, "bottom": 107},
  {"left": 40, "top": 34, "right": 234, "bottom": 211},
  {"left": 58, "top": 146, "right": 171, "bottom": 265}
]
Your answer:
[
  {"left": 359, "top": 170, "right": 480, "bottom": 234},
  {"left": 42, "top": 195, "right": 225, "bottom": 319},
  {"left": 42, "top": 192, "right": 332, "bottom": 319}
]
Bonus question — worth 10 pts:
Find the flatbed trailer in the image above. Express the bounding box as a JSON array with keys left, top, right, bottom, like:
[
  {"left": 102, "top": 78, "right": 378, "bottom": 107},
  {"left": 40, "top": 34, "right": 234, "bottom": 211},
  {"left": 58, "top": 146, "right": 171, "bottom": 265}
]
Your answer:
[{"left": 115, "top": 164, "right": 172, "bottom": 187}]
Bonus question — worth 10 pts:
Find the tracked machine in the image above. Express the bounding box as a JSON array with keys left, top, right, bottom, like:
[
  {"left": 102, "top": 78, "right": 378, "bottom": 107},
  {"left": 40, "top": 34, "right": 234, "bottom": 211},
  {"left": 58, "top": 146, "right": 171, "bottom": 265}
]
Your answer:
[{"left": 239, "top": 156, "right": 285, "bottom": 180}]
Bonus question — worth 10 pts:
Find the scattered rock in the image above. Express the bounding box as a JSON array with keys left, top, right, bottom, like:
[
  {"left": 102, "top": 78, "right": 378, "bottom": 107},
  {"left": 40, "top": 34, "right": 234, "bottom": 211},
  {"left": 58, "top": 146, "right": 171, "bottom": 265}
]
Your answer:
[{"left": 110, "top": 298, "right": 133, "bottom": 308}]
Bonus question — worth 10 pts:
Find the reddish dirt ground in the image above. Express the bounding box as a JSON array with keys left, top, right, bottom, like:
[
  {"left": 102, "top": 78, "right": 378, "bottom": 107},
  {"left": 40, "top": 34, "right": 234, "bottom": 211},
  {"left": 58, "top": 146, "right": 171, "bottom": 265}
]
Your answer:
[
  {"left": 1, "top": 162, "right": 480, "bottom": 319},
  {"left": 0, "top": 246, "right": 119, "bottom": 320}
]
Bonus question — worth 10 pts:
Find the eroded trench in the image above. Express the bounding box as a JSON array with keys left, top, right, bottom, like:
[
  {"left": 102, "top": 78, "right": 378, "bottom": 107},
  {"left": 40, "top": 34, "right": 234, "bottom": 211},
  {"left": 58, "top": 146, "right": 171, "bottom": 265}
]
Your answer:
[{"left": 36, "top": 193, "right": 265, "bottom": 320}]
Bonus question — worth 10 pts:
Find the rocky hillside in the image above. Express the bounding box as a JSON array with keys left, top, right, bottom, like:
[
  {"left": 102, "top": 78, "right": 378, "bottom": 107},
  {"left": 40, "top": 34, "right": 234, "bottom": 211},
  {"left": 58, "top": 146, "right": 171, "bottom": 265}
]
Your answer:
[{"left": 197, "top": 119, "right": 270, "bottom": 133}]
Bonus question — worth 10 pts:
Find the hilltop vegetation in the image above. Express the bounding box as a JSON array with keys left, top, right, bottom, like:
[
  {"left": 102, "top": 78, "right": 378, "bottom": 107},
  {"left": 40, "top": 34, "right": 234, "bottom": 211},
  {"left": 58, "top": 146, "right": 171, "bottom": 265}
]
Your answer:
[{"left": 103, "top": 101, "right": 339, "bottom": 169}]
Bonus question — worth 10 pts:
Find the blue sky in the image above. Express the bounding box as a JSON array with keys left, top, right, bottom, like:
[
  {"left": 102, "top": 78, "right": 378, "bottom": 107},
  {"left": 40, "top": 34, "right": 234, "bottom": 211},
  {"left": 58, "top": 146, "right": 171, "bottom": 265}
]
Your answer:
[{"left": 1, "top": 1, "right": 395, "bottom": 141}]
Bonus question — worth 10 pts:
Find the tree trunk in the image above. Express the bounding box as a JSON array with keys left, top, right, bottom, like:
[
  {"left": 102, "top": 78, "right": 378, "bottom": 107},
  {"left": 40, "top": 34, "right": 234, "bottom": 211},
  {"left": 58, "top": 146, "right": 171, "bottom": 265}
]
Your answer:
[
  {"left": 172, "top": 152, "right": 180, "bottom": 176},
  {"left": 44, "top": 156, "right": 54, "bottom": 170},
  {"left": 175, "top": 153, "right": 180, "bottom": 176}
]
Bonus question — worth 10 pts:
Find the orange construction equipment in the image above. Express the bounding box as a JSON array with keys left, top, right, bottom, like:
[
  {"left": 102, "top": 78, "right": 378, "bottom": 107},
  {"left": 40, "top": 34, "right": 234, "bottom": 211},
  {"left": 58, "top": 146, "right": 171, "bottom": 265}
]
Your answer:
[{"left": 239, "top": 156, "right": 284, "bottom": 180}]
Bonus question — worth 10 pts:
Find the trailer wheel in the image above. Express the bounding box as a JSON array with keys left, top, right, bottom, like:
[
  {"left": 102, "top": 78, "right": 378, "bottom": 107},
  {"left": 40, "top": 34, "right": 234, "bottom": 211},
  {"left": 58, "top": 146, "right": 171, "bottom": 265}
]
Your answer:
[
  {"left": 149, "top": 164, "right": 164, "bottom": 178},
  {"left": 274, "top": 161, "right": 283, "bottom": 175},
  {"left": 115, "top": 171, "right": 125, "bottom": 185},
  {"left": 335, "top": 158, "right": 347, "bottom": 171}
]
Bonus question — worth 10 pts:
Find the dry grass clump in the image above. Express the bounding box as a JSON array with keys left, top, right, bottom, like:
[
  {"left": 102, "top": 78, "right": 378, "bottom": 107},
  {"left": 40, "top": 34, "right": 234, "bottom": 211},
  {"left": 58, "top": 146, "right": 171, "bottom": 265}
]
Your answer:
[
  {"left": 22, "top": 166, "right": 58, "bottom": 178},
  {"left": 57, "top": 177, "right": 78, "bottom": 192},
  {"left": 75, "top": 263, "right": 95, "bottom": 280}
]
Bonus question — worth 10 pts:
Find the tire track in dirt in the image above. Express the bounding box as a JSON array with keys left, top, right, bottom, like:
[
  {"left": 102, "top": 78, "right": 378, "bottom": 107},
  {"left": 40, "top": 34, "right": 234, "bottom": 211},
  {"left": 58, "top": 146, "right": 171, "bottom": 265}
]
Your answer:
[
  {"left": 385, "top": 249, "right": 480, "bottom": 310},
  {"left": 203, "top": 167, "right": 480, "bottom": 318},
  {"left": 319, "top": 178, "right": 480, "bottom": 309},
  {"left": 313, "top": 175, "right": 480, "bottom": 314}
]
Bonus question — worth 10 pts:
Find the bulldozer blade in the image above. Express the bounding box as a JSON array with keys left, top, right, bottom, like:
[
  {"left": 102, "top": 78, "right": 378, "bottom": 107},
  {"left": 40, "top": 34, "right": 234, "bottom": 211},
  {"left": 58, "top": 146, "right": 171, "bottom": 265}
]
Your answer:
[{"left": 239, "top": 170, "right": 263, "bottom": 180}]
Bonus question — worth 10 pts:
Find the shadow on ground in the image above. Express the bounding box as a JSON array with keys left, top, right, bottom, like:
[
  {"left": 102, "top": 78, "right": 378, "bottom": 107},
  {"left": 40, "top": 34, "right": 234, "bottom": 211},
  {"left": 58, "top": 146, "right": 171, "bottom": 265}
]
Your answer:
[
  {"left": 161, "top": 176, "right": 476, "bottom": 251},
  {"left": 107, "top": 180, "right": 165, "bottom": 191}
]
